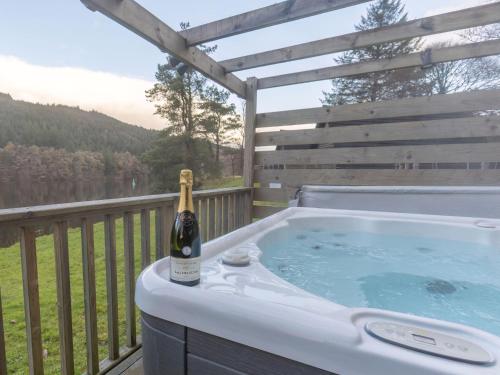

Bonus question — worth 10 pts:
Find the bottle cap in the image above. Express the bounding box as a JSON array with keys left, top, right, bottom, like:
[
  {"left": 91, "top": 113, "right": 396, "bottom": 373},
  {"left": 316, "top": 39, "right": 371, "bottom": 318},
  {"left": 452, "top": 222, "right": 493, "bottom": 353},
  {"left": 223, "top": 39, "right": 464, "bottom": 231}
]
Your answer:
[{"left": 179, "top": 169, "right": 193, "bottom": 185}]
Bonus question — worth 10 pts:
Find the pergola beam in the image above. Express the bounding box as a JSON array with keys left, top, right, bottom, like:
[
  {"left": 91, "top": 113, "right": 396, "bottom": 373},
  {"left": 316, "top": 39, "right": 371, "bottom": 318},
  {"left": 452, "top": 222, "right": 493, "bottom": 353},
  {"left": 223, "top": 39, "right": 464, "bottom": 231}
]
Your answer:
[
  {"left": 220, "top": 2, "right": 500, "bottom": 72},
  {"left": 258, "top": 38, "right": 500, "bottom": 89},
  {"left": 81, "top": 0, "right": 246, "bottom": 98},
  {"left": 179, "top": 0, "right": 372, "bottom": 46}
]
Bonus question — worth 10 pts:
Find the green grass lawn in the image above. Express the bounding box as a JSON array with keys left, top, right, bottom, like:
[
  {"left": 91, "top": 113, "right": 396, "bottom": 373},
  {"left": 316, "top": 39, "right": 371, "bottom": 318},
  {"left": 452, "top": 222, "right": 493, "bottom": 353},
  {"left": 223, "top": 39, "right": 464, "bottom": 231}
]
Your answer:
[
  {"left": 201, "top": 175, "right": 243, "bottom": 189},
  {"left": 0, "top": 214, "right": 149, "bottom": 374}
]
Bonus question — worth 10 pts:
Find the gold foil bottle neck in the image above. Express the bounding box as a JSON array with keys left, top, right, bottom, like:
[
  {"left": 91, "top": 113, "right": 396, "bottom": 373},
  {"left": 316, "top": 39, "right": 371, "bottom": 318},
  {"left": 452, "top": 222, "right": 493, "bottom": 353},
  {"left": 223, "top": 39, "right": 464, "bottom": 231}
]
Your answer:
[{"left": 179, "top": 169, "right": 193, "bottom": 186}]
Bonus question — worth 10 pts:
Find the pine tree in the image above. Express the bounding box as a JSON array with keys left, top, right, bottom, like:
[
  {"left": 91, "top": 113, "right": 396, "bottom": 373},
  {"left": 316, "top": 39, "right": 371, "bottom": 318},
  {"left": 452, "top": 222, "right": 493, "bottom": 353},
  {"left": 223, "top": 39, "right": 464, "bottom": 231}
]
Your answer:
[
  {"left": 145, "top": 60, "right": 207, "bottom": 171},
  {"left": 144, "top": 23, "right": 232, "bottom": 191},
  {"left": 199, "top": 86, "right": 241, "bottom": 166},
  {"left": 322, "top": 0, "right": 427, "bottom": 105}
]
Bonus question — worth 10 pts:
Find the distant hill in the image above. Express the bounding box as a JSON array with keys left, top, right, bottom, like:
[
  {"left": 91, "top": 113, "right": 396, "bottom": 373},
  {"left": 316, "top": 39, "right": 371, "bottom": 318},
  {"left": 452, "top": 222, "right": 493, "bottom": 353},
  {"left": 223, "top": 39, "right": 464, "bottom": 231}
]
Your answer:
[{"left": 0, "top": 93, "right": 157, "bottom": 155}]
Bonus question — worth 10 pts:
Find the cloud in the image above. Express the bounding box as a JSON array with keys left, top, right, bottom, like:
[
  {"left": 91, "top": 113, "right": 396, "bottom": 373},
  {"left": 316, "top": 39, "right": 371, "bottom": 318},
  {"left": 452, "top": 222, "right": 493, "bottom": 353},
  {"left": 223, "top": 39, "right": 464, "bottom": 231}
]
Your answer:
[{"left": 0, "top": 55, "right": 165, "bottom": 129}]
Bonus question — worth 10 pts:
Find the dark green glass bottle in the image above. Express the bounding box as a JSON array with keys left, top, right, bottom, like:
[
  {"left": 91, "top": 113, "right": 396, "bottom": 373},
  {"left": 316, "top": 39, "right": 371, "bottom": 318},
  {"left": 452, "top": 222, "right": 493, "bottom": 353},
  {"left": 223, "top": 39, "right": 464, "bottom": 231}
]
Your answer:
[{"left": 169, "top": 169, "right": 201, "bottom": 286}]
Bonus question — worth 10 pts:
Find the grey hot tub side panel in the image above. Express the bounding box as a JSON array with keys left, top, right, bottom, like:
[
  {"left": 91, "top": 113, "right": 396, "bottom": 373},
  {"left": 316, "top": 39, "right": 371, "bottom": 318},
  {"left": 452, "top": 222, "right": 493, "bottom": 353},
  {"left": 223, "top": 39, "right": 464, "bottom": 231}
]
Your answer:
[
  {"left": 141, "top": 312, "right": 336, "bottom": 375},
  {"left": 141, "top": 313, "right": 186, "bottom": 375},
  {"left": 297, "top": 186, "right": 500, "bottom": 218}
]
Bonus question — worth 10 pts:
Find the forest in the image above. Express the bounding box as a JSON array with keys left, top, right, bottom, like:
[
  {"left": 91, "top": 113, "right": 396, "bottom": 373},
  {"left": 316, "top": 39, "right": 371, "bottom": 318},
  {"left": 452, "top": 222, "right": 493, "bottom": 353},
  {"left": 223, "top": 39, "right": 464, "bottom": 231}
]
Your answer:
[{"left": 0, "top": 92, "right": 156, "bottom": 154}]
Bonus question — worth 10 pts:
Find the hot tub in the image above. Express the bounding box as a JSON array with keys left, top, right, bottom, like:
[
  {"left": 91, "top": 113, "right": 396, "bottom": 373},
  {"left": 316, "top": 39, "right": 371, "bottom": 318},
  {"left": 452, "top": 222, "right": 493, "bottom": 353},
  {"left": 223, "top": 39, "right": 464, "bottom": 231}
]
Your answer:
[{"left": 136, "top": 208, "right": 500, "bottom": 375}]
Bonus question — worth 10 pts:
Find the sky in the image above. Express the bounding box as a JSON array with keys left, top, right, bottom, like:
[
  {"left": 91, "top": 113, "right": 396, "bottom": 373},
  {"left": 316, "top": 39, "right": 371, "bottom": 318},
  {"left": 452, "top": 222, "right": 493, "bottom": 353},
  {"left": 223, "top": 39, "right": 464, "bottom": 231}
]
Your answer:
[{"left": 0, "top": 0, "right": 490, "bottom": 129}]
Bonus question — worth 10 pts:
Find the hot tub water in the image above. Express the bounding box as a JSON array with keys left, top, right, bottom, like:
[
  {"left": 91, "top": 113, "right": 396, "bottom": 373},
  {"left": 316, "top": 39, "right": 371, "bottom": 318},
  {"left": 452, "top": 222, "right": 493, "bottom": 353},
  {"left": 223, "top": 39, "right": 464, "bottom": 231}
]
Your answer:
[{"left": 259, "top": 224, "right": 500, "bottom": 337}]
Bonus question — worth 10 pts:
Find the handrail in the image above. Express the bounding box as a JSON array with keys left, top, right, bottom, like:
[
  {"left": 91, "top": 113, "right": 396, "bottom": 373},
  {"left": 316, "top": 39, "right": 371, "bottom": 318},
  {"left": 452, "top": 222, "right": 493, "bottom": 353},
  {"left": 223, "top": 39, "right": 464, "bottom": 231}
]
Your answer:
[{"left": 0, "top": 187, "right": 252, "bottom": 226}]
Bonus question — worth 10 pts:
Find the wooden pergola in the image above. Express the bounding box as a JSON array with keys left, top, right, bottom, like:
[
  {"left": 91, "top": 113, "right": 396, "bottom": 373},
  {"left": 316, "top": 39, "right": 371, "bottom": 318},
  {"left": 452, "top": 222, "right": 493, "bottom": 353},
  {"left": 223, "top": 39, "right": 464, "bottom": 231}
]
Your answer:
[
  {"left": 81, "top": 0, "right": 500, "bottom": 220},
  {"left": 1, "top": 1, "right": 500, "bottom": 374}
]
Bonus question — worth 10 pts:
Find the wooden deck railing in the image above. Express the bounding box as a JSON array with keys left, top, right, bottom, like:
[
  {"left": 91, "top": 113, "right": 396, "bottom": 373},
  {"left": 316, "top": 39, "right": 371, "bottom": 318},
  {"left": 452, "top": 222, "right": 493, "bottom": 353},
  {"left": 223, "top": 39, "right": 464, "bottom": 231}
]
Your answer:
[{"left": 0, "top": 187, "right": 252, "bottom": 375}]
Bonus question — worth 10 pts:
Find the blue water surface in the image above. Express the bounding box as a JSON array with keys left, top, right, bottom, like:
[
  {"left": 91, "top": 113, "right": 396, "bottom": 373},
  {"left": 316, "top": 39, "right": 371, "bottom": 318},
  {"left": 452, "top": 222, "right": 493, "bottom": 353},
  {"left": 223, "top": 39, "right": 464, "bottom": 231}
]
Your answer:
[{"left": 259, "top": 224, "right": 500, "bottom": 337}]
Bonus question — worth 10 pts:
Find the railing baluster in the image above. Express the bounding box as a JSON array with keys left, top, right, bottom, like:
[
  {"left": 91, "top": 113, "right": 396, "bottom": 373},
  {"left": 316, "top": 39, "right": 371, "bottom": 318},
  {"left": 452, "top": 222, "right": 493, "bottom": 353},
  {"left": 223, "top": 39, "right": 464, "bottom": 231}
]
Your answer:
[
  {"left": 20, "top": 227, "right": 44, "bottom": 375},
  {"left": 104, "top": 215, "right": 119, "bottom": 360},
  {"left": 155, "top": 207, "right": 165, "bottom": 260},
  {"left": 232, "top": 193, "right": 238, "bottom": 230},
  {"left": 200, "top": 199, "right": 208, "bottom": 242},
  {"left": 0, "top": 289, "right": 7, "bottom": 375},
  {"left": 123, "top": 212, "right": 136, "bottom": 348},
  {"left": 241, "top": 192, "right": 246, "bottom": 226},
  {"left": 208, "top": 197, "right": 216, "bottom": 241},
  {"left": 193, "top": 199, "right": 198, "bottom": 216},
  {"left": 244, "top": 190, "right": 252, "bottom": 225},
  {"left": 235, "top": 193, "right": 241, "bottom": 229},
  {"left": 140, "top": 209, "right": 151, "bottom": 269},
  {"left": 227, "top": 194, "right": 234, "bottom": 232},
  {"left": 194, "top": 199, "right": 200, "bottom": 224},
  {"left": 238, "top": 193, "right": 246, "bottom": 228},
  {"left": 216, "top": 196, "right": 223, "bottom": 238},
  {"left": 233, "top": 193, "right": 238, "bottom": 229},
  {"left": 236, "top": 193, "right": 241, "bottom": 229},
  {"left": 81, "top": 218, "right": 99, "bottom": 375},
  {"left": 53, "top": 221, "right": 74, "bottom": 375},
  {"left": 222, "top": 194, "right": 229, "bottom": 235},
  {"left": 165, "top": 204, "right": 174, "bottom": 256}
]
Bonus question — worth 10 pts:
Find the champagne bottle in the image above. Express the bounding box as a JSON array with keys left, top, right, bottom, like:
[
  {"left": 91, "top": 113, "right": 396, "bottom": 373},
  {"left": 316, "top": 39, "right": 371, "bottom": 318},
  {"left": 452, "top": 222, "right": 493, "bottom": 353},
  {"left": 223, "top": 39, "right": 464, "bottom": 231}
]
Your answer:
[{"left": 170, "top": 169, "right": 201, "bottom": 286}]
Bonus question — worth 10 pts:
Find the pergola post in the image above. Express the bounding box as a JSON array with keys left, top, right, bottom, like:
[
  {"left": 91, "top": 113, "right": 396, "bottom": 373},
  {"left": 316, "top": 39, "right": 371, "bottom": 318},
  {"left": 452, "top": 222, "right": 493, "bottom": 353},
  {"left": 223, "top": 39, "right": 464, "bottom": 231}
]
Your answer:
[
  {"left": 243, "top": 77, "right": 258, "bottom": 188},
  {"left": 243, "top": 77, "right": 258, "bottom": 221}
]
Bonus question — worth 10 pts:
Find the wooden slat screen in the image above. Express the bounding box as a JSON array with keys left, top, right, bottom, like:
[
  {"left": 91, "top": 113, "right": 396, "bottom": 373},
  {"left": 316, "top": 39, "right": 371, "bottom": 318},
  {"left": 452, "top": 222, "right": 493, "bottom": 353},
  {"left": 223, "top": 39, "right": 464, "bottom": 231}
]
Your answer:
[
  {"left": 256, "top": 89, "right": 500, "bottom": 127},
  {"left": 252, "top": 90, "right": 500, "bottom": 218}
]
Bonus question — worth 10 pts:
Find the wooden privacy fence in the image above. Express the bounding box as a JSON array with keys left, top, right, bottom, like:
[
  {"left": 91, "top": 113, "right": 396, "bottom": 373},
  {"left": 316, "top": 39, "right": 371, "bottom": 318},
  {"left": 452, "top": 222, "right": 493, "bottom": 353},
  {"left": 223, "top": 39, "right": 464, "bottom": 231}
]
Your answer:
[
  {"left": 252, "top": 89, "right": 500, "bottom": 218},
  {"left": 0, "top": 187, "right": 251, "bottom": 375},
  {"left": 225, "top": 3, "right": 500, "bottom": 220}
]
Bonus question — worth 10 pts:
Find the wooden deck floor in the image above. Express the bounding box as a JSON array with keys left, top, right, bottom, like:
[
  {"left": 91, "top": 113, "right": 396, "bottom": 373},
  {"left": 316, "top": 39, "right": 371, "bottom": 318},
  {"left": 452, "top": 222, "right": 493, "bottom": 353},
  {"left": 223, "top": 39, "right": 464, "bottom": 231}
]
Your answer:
[{"left": 108, "top": 349, "right": 144, "bottom": 375}]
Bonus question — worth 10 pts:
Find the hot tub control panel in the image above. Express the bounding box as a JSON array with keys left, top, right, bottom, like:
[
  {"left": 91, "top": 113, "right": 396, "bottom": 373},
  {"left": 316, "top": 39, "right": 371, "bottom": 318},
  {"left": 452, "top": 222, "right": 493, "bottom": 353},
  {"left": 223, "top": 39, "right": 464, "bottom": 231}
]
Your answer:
[{"left": 365, "top": 321, "right": 494, "bottom": 365}]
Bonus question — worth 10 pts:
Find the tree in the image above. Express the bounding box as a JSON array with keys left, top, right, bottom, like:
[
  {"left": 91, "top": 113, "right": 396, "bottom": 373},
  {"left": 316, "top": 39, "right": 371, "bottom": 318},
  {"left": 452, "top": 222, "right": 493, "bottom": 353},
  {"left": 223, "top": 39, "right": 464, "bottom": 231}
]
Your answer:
[
  {"left": 424, "top": 25, "right": 500, "bottom": 95},
  {"left": 145, "top": 60, "right": 207, "bottom": 171},
  {"left": 200, "top": 86, "right": 242, "bottom": 166},
  {"left": 144, "top": 23, "right": 227, "bottom": 191},
  {"left": 142, "top": 132, "right": 219, "bottom": 192},
  {"left": 425, "top": 42, "right": 500, "bottom": 95},
  {"left": 464, "top": 24, "right": 500, "bottom": 42},
  {"left": 322, "top": 0, "right": 427, "bottom": 105},
  {"left": 141, "top": 133, "right": 188, "bottom": 192}
]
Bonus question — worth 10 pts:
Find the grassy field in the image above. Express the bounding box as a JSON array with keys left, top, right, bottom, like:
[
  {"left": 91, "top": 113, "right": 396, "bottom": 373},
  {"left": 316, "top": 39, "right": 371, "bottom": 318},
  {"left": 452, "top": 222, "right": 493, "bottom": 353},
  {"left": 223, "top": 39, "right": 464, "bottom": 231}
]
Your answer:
[
  {"left": 0, "top": 177, "right": 244, "bottom": 374},
  {"left": 200, "top": 175, "right": 243, "bottom": 189}
]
